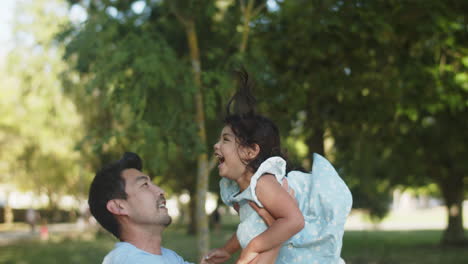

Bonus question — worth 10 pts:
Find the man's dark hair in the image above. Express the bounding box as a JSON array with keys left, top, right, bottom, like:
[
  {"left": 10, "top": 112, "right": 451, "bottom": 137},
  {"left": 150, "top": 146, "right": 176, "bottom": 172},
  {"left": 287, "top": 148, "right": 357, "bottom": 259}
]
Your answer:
[{"left": 88, "top": 152, "right": 143, "bottom": 239}]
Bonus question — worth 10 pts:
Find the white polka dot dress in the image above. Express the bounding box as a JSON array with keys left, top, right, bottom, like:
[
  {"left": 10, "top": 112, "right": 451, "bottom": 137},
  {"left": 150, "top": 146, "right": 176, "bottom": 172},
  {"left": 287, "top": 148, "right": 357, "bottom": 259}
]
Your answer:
[{"left": 220, "top": 154, "right": 352, "bottom": 264}]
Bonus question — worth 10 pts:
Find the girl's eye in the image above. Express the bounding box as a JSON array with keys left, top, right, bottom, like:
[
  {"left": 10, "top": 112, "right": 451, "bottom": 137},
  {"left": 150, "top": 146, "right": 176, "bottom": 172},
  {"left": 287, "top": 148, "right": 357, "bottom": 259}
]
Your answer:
[
  {"left": 143, "top": 182, "right": 149, "bottom": 187},
  {"left": 223, "top": 137, "right": 229, "bottom": 142}
]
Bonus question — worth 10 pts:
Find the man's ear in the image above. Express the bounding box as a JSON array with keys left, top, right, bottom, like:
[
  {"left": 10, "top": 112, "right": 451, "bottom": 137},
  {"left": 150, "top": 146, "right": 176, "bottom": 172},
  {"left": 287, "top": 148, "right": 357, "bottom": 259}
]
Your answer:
[{"left": 106, "top": 199, "right": 128, "bottom": 216}]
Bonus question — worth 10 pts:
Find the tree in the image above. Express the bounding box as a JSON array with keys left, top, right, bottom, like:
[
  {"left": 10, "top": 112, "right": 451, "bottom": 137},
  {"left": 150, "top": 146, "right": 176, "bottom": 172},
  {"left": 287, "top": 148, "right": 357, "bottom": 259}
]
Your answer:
[
  {"left": 258, "top": 0, "right": 468, "bottom": 245},
  {"left": 0, "top": 0, "right": 86, "bottom": 214},
  {"left": 59, "top": 0, "right": 267, "bottom": 258},
  {"left": 390, "top": 0, "right": 468, "bottom": 243}
]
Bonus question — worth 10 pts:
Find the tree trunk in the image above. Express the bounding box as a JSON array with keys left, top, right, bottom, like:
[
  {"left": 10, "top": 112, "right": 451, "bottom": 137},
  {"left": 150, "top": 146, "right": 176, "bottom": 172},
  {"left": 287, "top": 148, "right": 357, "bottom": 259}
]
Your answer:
[
  {"left": 185, "top": 19, "right": 210, "bottom": 258},
  {"left": 173, "top": 1, "right": 265, "bottom": 257},
  {"left": 187, "top": 188, "right": 197, "bottom": 235},
  {"left": 438, "top": 174, "right": 467, "bottom": 246},
  {"left": 306, "top": 123, "right": 325, "bottom": 156},
  {"left": 239, "top": 0, "right": 265, "bottom": 53},
  {"left": 305, "top": 87, "right": 325, "bottom": 157},
  {"left": 239, "top": 0, "right": 254, "bottom": 53},
  {"left": 47, "top": 189, "right": 62, "bottom": 222},
  {"left": 4, "top": 191, "right": 14, "bottom": 225},
  {"left": 304, "top": 105, "right": 325, "bottom": 156},
  {"left": 196, "top": 156, "right": 210, "bottom": 257}
]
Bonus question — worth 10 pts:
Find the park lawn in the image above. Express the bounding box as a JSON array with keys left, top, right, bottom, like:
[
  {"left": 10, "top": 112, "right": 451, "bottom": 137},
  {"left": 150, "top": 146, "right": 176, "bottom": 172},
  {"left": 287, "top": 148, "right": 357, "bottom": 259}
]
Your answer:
[
  {"left": 0, "top": 227, "right": 467, "bottom": 264},
  {"left": 342, "top": 230, "right": 468, "bottom": 264}
]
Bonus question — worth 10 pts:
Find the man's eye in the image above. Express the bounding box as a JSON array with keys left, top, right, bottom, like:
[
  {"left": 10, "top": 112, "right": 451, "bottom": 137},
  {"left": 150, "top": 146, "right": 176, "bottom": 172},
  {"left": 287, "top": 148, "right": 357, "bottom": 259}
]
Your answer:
[{"left": 143, "top": 182, "right": 149, "bottom": 187}]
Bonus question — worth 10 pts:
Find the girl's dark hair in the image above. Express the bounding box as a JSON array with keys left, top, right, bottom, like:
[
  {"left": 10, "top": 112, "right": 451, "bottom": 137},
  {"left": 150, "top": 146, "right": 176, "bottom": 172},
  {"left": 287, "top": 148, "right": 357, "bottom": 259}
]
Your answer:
[
  {"left": 224, "top": 70, "right": 297, "bottom": 173},
  {"left": 88, "top": 152, "right": 143, "bottom": 239}
]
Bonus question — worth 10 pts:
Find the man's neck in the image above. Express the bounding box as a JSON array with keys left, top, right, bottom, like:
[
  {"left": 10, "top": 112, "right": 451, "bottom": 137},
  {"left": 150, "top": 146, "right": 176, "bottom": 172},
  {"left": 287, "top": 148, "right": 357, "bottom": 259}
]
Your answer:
[{"left": 120, "top": 225, "right": 164, "bottom": 255}]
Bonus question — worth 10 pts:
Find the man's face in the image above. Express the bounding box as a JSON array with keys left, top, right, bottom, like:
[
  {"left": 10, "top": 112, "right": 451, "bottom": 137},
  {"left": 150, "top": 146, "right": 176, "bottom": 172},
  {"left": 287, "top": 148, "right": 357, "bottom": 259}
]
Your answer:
[{"left": 120, "top": 168, "right": 172, "bottom": 227}]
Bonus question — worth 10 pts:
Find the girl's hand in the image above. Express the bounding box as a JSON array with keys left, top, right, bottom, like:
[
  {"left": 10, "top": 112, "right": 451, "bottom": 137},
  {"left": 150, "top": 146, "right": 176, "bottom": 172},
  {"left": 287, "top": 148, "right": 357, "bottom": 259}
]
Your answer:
[{"left": 201, "top": 248, "right": 231, "bottom": 264}]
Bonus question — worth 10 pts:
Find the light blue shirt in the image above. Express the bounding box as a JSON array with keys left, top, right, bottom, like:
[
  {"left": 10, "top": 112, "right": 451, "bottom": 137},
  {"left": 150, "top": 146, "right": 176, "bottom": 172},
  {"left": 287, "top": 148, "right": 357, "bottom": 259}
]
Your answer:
[
  {"left": 103, "top": 242, "right": 193, "bottom": 264},
  {"left": 220, "top": 153, "right": 352, "bottom": 264}
]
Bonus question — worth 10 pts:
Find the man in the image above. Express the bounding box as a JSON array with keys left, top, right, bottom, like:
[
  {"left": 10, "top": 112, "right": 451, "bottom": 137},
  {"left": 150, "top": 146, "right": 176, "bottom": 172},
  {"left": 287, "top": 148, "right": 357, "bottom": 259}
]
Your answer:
[
  {"left": 89, "top": 152, "right": 280, "bottom": 264},
  {"left": 25, "top": 207, "right": 38, "bottom": 233},
  {"left": 88, "top": 152, "right": 192, "bottom": 263}
]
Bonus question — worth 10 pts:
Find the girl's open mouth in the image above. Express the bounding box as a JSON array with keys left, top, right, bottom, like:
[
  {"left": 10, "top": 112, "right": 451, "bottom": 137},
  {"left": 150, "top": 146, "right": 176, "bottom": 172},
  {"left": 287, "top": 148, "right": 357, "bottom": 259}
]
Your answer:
[{"left": 215, "top": 153, "right": 225, "bottom": 167}]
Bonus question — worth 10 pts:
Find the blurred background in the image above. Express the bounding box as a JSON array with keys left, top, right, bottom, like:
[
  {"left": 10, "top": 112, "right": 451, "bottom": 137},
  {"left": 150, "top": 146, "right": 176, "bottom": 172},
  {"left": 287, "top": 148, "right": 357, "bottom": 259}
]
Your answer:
[{"left": 0, "top": 0, "right": 467, "bottom": 263}]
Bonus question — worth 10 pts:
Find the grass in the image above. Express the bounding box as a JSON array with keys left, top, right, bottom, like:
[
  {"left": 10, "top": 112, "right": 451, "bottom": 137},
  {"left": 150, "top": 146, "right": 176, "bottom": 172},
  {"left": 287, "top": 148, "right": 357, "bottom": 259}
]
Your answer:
[
  {"left": 0, "top": 225, "right": 239, "bottom": 264},
  {"left": 0, "top": 235, "right": 113, "bottom": 264},
  {"left": 1, "top": 225, "right": 467, "bottom": 264},
  {"left": 342, "top": 230, "right": 468, "bottom": 264}
]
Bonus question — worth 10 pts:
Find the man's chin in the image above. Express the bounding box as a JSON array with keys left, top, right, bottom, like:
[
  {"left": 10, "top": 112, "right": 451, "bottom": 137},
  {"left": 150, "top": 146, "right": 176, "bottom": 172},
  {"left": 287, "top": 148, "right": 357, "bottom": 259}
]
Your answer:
[{"left": 163, "top": 216, "right": 172, "bottom": 227}]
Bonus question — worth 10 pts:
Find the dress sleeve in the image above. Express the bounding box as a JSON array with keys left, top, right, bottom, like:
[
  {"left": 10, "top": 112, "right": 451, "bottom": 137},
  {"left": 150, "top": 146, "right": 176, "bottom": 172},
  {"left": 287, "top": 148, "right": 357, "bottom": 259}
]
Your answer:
[
  {"left": 219, "top": 177, "right": 240, "bottom": 207},
  {"left": 250, "top": 156, "right": 287, "bottom": 207}
]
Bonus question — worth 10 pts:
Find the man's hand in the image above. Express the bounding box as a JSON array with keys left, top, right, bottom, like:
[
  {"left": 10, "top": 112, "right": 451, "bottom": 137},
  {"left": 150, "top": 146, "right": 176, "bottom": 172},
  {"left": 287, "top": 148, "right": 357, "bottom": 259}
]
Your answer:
[{"left": 201, "top": 248, "right": 231, "bottom": 264}]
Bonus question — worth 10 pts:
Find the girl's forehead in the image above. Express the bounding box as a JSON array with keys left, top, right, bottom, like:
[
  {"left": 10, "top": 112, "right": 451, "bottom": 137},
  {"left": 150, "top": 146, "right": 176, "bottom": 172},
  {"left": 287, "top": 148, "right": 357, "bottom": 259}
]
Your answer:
[{"left": 221, "top": 126, "right": 233, "bottom": 134}]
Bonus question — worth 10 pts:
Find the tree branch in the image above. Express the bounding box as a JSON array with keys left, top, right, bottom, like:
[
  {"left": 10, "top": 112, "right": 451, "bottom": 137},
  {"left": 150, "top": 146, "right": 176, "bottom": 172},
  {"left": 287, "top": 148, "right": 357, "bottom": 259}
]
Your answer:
[
  {"left": 239, "top": 0, "right": 246, "bottom": 13},
  {"left": 252, "top": 2, "right": 266, "bottom": 17},
  {"left": 169, "top": 2, "right": 189, "bottom": 27}
]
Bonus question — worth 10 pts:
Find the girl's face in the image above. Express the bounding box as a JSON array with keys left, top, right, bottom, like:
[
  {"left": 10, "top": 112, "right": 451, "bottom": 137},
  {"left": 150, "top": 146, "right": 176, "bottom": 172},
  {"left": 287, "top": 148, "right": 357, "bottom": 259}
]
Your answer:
[{"left": 213, "top": 126, "right": 252, "bottom": 180}]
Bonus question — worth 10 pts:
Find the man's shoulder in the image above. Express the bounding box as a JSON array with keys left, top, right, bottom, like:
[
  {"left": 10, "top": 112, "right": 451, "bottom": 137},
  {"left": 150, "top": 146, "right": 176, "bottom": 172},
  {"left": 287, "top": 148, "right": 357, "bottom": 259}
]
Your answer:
[
  {"left": 160, "top": 247, "right": 185, "bottom": 258},
  {"left": 102, "top": 243, "right": 193, "bottom": 264},
  {"left": 161, "top": 247, "right": 194, "bottom": 264},
  {"left": 102, "top": 242, "right": 161, "bottom": 264}
]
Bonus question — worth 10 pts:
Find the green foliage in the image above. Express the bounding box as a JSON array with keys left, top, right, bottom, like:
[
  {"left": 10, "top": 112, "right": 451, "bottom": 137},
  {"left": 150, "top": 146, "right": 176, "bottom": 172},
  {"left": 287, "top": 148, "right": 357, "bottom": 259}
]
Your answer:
[
  {"left": 0, "top": 0, "right": 87, "bottom": 204},
  {"left": 254, "top": 0, "right": 468, "bottom": 226},
  {"left": 57, "top": 0, "right": 257, "bottom": 193}
]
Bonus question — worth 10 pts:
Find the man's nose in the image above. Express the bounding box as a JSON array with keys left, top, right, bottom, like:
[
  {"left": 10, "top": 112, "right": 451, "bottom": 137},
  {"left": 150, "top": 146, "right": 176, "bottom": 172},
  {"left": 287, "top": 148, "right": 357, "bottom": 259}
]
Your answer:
[{"left": 152, "top": 184, "right": 165, "bottom": 195}]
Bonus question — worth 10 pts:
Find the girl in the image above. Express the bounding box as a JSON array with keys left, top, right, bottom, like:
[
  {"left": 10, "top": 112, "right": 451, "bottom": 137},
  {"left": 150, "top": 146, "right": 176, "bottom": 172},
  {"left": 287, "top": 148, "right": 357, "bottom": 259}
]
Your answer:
[{"left": 204, "top": 71, "right": 352, "bottom": 264}]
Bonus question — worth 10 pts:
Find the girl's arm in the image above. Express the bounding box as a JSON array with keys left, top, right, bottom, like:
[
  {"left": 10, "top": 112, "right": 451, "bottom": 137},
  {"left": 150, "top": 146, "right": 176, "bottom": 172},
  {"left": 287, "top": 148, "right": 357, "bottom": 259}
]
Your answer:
[
  {"left": 223, "top": 232, "right": 242, "bottom": 255},
  {"left": 247, "top": 247, "right": 281, "bottom": 264},
  {"left": 237, "top": 174, "right": 304, "bottom": 264},
  {"left": 244, "top": 201, "right": 281, "bottom": 264},
  {"left": 202, "top": 233, "right": 240, "bottom": 264}
]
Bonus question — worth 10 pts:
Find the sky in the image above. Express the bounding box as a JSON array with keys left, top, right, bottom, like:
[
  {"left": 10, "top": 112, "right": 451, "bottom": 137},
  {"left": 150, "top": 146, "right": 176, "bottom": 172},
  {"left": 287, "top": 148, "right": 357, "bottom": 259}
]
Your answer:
[
  {"left": 0, "top": 0, "right": 88, "bottom": 60},
  {"left": 0, "top": 0, "right": 15, "bottom": 58},
  {"left": 0, "top": 0, "right": 279, "bottom": 59}
]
